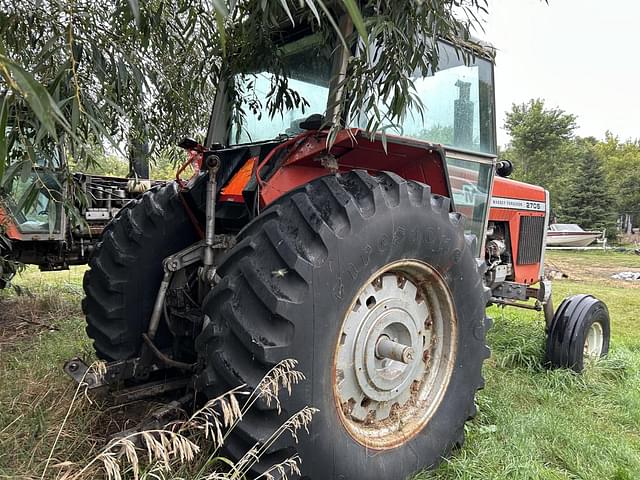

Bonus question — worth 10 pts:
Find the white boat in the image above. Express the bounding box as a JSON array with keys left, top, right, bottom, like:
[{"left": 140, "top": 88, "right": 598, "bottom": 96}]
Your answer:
[{"left": 547, "top": 224, "right": 604, "bottom": 247}]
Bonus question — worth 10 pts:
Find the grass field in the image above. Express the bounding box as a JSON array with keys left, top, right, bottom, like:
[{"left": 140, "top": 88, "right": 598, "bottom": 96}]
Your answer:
[
  {"left": 419, "top": 249, "right": 640, "bottom": 479},
  {"left": 1, "top": 250, "right": 639, "bottom": 479}
]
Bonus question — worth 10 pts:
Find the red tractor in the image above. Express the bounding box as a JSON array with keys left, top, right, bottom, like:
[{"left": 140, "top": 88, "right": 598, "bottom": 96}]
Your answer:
[
  {"left": 64, "top": 20, "right": 610, "bottom": 480},
  {"left": 0, "top": 146, "right": 155, "bottom": 288}
]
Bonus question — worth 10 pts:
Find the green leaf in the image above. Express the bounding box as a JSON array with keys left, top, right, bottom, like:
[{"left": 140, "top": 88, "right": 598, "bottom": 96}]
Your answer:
[
  {"left": 278, "top": 0, "right": 295, "bottom": 25},
  {"left": 0, "top": 94, "right": 9, "bottom": 180},
  {"left": 211, "top": 0, "right": 228, "bottom": 17},
  {"left": 314, "top": 1, "right": 348, "bottom": 50},
  {"left": 303, "top": 0, "right": 321, "bottom": 24},
  {"left": 127, "top": 0, "right": 140, "bottom": 25},
  {"left": 380, "top": 130, "right": 388, "bottom": 154},
  {"left": 341, "top": 0, "right": 368, "bottom": 47},
  {"left": 1, "top": 160, "right": 25, "bottom": 191},
  {"left": 15, "top": 179, "right": 38, "bottom": 214},
  {"left": 1, "top": 55, "right": 69, "bottom": 138},
  {"left": 20, "top": 154, "right": 32, "bottom": 182}
]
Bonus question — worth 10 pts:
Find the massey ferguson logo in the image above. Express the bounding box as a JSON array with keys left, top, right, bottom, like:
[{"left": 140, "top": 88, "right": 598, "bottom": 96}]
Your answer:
[{"left": 491, "top": 197, "right": 546, "bottom": 212}]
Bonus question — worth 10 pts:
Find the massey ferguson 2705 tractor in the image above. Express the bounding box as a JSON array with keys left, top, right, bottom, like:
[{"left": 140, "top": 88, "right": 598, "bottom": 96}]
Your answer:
[{"left": 65, "top": 20, "right": 611, "bottom": 480}]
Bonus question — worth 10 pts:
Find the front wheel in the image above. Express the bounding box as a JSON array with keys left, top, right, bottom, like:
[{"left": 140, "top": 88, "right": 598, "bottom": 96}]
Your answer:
[
  {"left": 545, "top": 294, "right": 610, "bottom": 372},
  {"left": 196, "top": 171, "right": 491, "bottom": 479}
]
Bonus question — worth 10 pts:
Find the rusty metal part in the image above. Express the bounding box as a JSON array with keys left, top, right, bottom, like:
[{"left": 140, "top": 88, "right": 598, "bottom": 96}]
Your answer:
[
  {"left": 490, "top": 297, "right": 542, "bottom": 310},
  {"left": 333, "top": 260, "right": 457, "bottom": 450},
  {"left": 491, "top": 279, "right": 554, "bottom": 328},
  {"left": 492, "top": 281, "right": 528, "bottom": 301},
  {"left": 64, "top": 356, "right": 193, "bottom": 404},
  {"left": 65, "top": 356, "right": 153, "bottom": 385},
  {"left": 108, "top": 393, "right": 194, "bottom": 446},
  {"left": 165, "top": 241, "right": 206, "bottom": 272},
  {"left": 86, "top": 225, "right": 105, "bottom": 236},
  {"left": 144, "top": 243, "right": 205, "bottom": 348},
  {"left": 110, "top": 377, "right": 192, "bottom": 404},
  {"left": 147, "top": 271, "right": 173, "bottom": 341},
  {"left": 143, "top": 234, "right": 234, "bottom": 357},
  {"left": 375, "top": 336, "right": 415, "bottom": 364},
  {"left": 141, "top": 236, "right": 235, "bottom": 368},
  {"left": 537, "top": 279, "right": 554, "bottom": 330}
]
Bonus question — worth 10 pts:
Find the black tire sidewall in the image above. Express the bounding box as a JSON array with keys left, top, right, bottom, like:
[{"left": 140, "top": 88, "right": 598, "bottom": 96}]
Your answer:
[
  {"left": 267, "top": 186, "right": 487, "bottom": 478},
  {"left": 546, "top": 295, "right": 610, "bottom": 372}
]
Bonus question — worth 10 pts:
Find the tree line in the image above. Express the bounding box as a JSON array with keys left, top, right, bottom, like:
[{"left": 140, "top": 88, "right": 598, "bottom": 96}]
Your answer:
[{"left": 501, "top": 99, "right": 639, "bottom": 239}]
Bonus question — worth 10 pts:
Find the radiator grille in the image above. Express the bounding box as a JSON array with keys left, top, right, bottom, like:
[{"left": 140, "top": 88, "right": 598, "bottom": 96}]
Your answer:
[{"left": 517, "top": 216, "right": 546, "bottom": 265}]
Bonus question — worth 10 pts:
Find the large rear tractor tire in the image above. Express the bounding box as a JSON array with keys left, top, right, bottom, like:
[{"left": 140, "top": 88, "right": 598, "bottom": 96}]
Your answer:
[
  {"left": 545, "top": 294, "right": 610, "bottom": 372},
  {"left": 82, "top": 182, "right": 200, "bottom": 360},
  {"left": 196, "top": 171, "right": 491, "bottom": 479}
]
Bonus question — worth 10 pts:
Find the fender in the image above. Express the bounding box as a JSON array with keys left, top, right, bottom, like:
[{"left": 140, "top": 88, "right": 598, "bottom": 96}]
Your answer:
[{"left": 256, "top": 129, "right": 452, "bottom": 208}]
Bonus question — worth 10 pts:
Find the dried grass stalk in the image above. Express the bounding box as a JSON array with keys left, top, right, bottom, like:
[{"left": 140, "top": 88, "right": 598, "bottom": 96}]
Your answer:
[
  {"left": 59, "top": 359, "right": 317, "bottom": 480},
  {"left": 232, "top": 406, "right": 318, "bottom": 478},
  {"left": 70, "top": 429, "right": 200, "bottom": 480},
  {"left": 255, "top": 359, "right": 305, "bottom": 414},
  {"left": 180, "top": 385, "right": 247, "bottom": 447},
  {"left": 40, "top": 361, "right": 107, "bottom": 480},
  {"left": 257, "top": 455, "right": 303, "bottom": 480}
]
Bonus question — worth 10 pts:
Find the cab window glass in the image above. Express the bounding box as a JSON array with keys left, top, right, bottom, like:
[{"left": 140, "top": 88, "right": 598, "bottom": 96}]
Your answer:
[
  {"left": 359, "top": 41, "right": 496, "bottom": 155},
  {"left": 4, "top": 170, "right": 63, "bottom": 234},
  {"left": 447, "top": 157, "right": 493, "bottom": 254}
]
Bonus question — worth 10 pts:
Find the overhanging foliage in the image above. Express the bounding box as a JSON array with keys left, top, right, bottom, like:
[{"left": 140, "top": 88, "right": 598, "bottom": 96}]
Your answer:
[
  {"left": 0, "top": 0, "right": 490, "bottom": 168},
  {"left": 0, "top": 0, "right": 490, "bottom": 265}
]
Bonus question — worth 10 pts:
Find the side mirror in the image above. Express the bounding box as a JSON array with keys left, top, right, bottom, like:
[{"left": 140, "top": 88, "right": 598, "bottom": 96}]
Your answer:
[
  {"left": 300, "top": 114, "right": 326, "bottom": 131},
  {"left": 496, "top": 160, "right": 513, "bottom": 178},
  {"left": 178, "top": 137, "right": 205, "bottom": 152}
]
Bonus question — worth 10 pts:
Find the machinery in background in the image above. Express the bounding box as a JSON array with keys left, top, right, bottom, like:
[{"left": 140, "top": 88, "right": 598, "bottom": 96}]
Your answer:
[{"left": 0, "top": 144, "right": 160, "bottom": 286}]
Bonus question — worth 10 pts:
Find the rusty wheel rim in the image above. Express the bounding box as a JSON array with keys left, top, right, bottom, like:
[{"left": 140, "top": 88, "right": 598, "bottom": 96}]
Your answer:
[{"left": 333, "top": 260, "right": 457, "bottom": 450}]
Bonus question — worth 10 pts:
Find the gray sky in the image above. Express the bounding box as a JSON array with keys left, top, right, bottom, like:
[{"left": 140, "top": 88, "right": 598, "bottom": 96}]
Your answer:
[{"left": 482, "top": 0, "right": 640, "bottom": 147}]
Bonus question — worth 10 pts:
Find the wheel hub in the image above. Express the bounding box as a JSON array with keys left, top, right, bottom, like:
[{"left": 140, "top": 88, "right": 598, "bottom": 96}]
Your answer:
[
  {"left": 375, "top": 335, "right": 415, "bottom": 364},
  {"left": 333, "top": 260, "right": 457, "bottom": 449},
  {"left": 584, "top": 321, "right": 604, "bottom": 359}
]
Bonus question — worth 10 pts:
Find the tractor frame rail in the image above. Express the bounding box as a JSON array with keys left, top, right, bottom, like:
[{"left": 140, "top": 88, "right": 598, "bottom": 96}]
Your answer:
[{"left": 63, "top": 356, "right": 192, "bottom": 403}]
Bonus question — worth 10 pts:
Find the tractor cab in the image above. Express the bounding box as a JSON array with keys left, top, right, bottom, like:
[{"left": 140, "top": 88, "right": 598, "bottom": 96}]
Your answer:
[
  {"left": 0, "top": 145, "right": 65, "bottom": 239},
  {"left": 205, "top": 26, "right": 497, "bottom": 255}
]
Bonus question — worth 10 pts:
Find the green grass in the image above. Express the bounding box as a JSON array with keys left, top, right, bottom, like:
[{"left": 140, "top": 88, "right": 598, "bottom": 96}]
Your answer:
[
  {"left": 546, "top": 249, "right": 640, "bottom": 270},
  {"left": 1, "top": 252, "right": 640, "bottom": 479},
  {"left": 0, "top": 266, "right": 98, "bottom": 478},
  {"left": 418, "top": 252, "right": 640, "bottom": 480}
]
